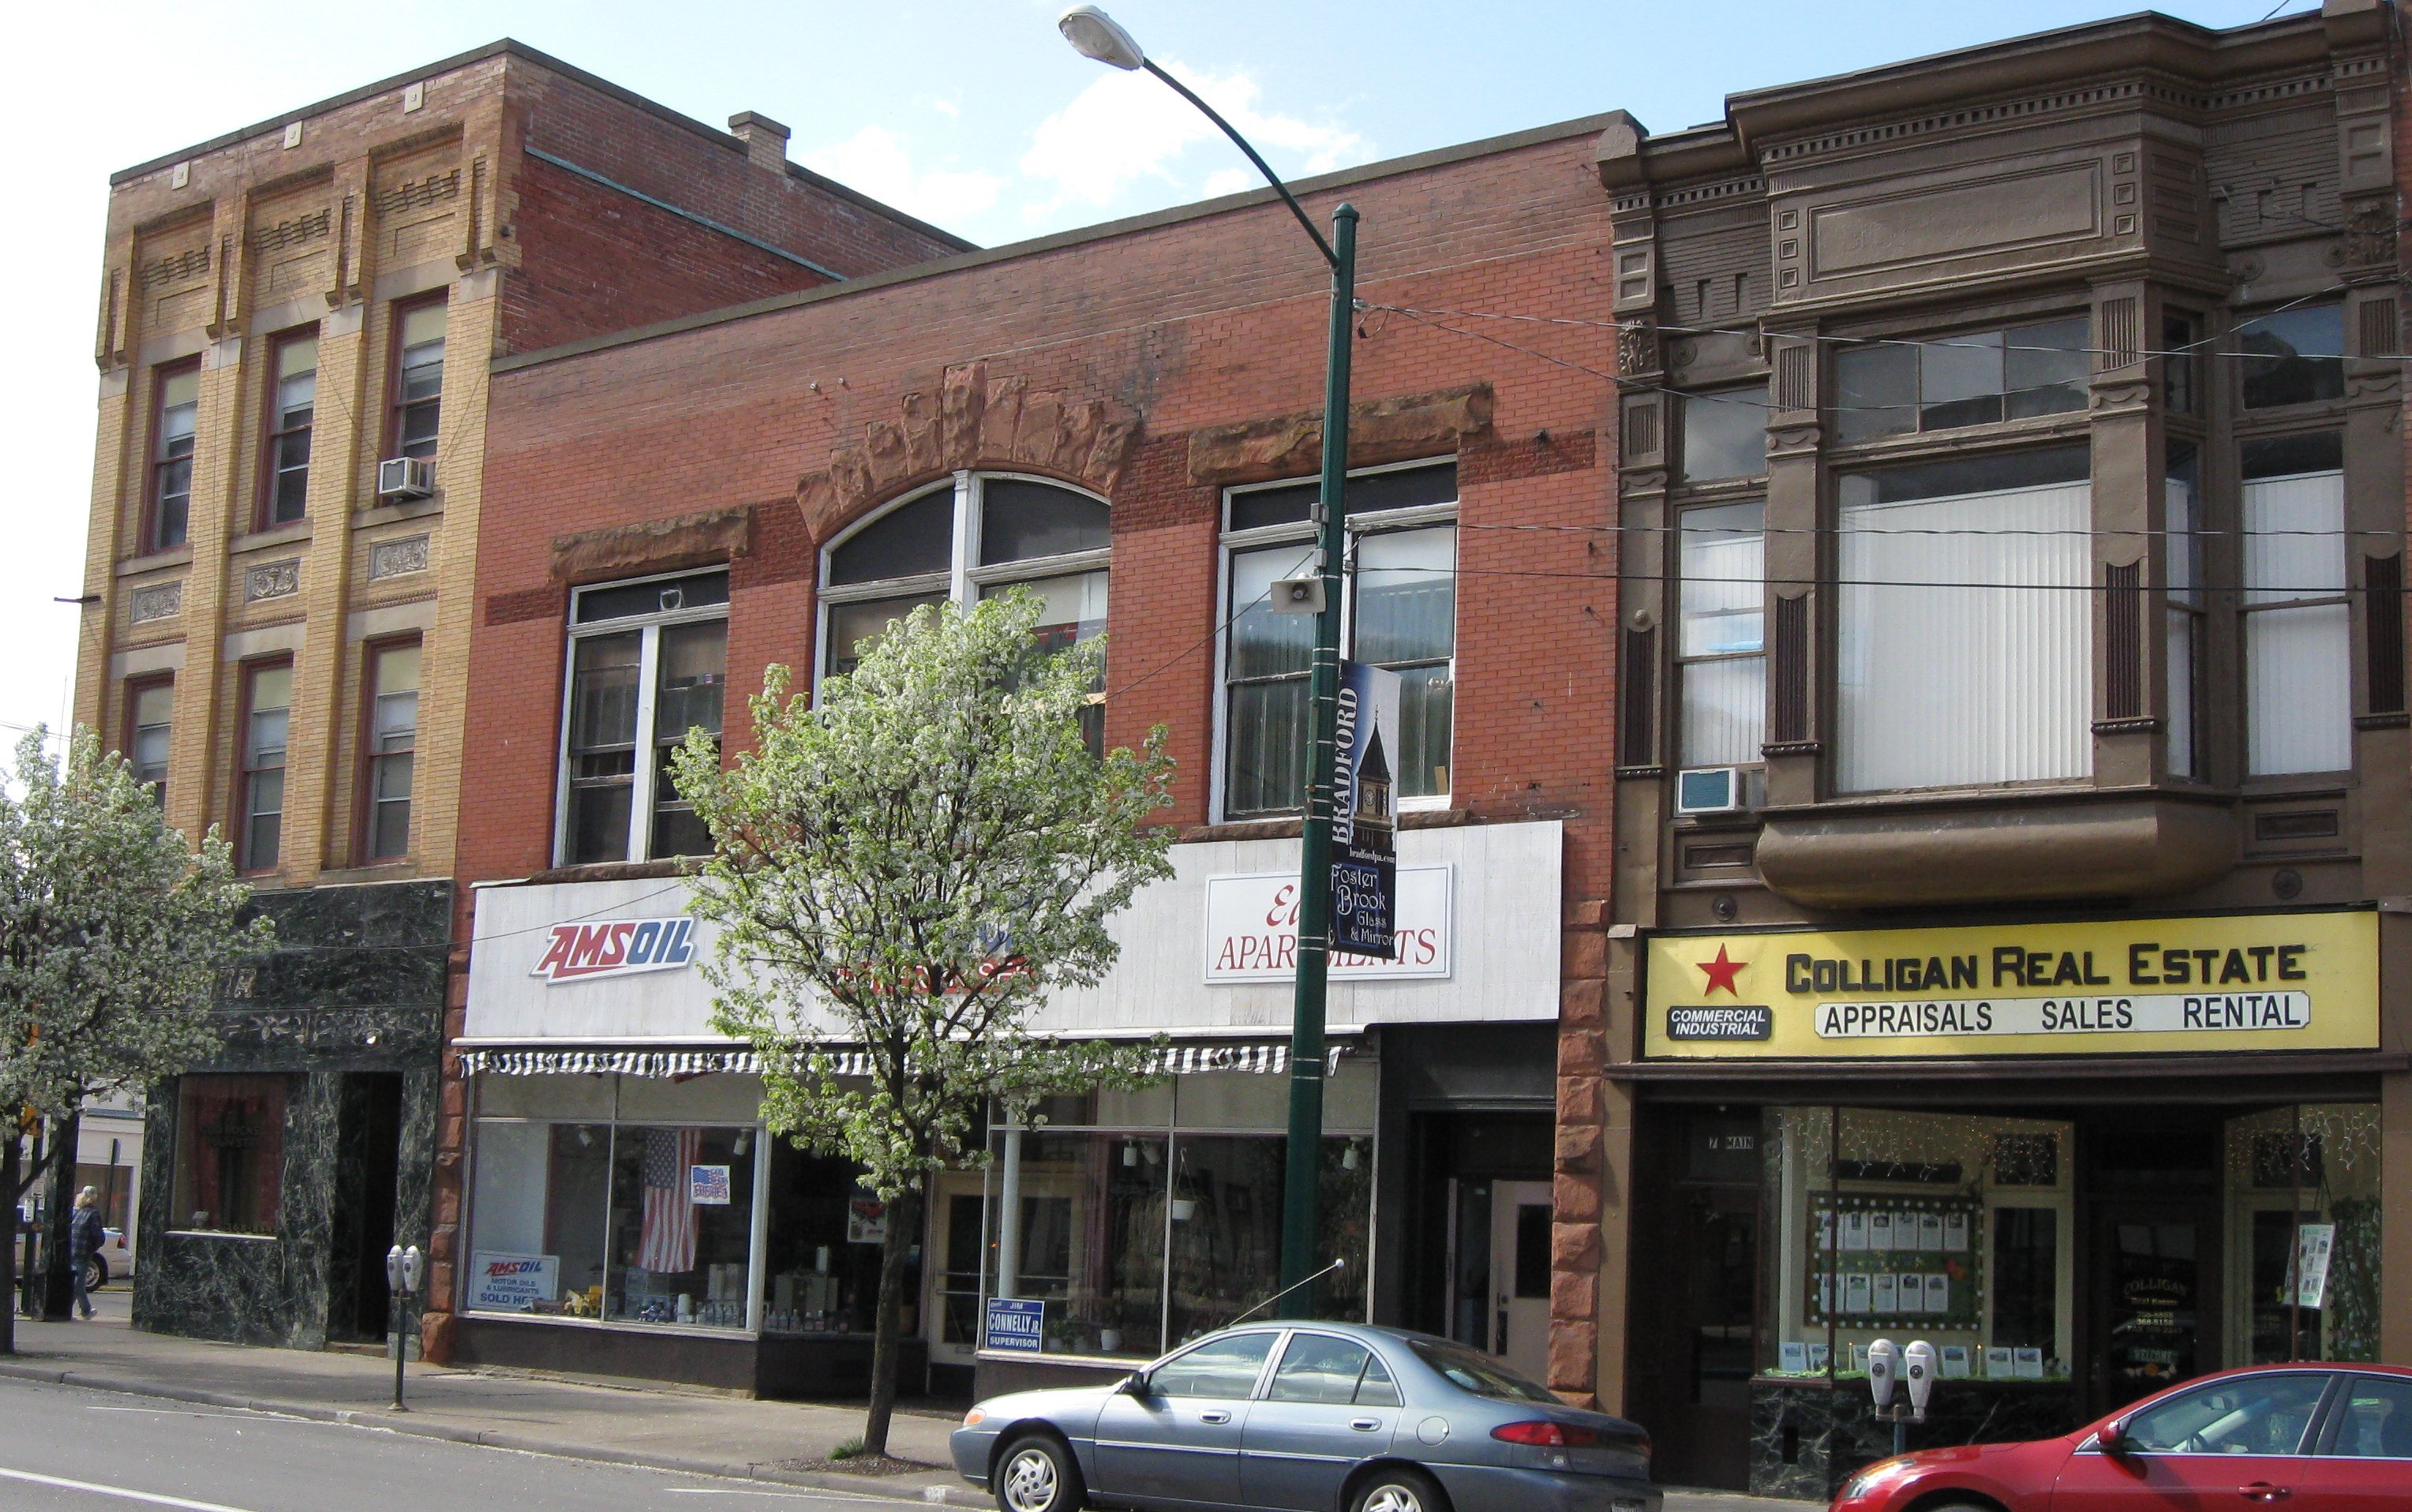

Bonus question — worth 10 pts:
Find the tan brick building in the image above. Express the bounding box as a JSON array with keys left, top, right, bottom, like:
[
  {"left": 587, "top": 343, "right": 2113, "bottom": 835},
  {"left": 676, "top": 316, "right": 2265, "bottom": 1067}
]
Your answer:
[{"left": 74, "top": 39, "right": 961, "bottom": 1348}]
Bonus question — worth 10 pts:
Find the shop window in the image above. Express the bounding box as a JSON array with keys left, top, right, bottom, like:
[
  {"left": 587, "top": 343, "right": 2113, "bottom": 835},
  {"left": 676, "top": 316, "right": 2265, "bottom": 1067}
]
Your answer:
[
  {"left": 148, "top": 362, "right": 200, "bottom": 552},
  {"left": 1679, "top": 386, "right": 1768, "bottom": 482},
  {"left": 606, "top": 1125, "right": 756, "bottom": 1327},
  {"left": 1832, "top": 317, "right": 2088, "bottom": 445},
  {"left": 389, "top": 301, "right": 446, "bottom": 461},
  {"left": 126, "top": 679, "right": 173, "bottom": 807},
  {"left": 1221, "top": 461, "right": 1456, "bottom": 818},
  {"left": 1677, "top": 501, "right": 1765, "bottom": 769},
  {"left": 559, "top": 570, "right": 728, "bottom": 866},
  {"left": 361, "top": 639, "right": 418, "bottom": 861},
  {"left": 1836, "top": 447, "right": 2092, "bottom": 792},
  {"left": 2238, "top": 305, "right": 2345, "bottom": 411},
  {"left": 467, "top": 1121, "right": 613, "bottom": 1318},
  {"left": 170, "top": 1074, "right": 287, "bottom": 1236},
  {"left": 821, "top": 476, "right": 1110, "bottom": 711},
  {"left": 2242, "top": 433, "right": 2350, "bottom": 777},
  {"left": 260, "top": 330, "right": 316, "bottom": 527},
  {"left": 238, "top": 661, "right": 292, "bottom": 872},
  {"left": 763, "top": 1143, "right": 901, "bottom": 1335},
  {"left": 2223, "top": 1104, "right": 2383, "bottom": 1366},
  {"left": 2167, "top": 446, "right": 2204, "bottom": 778}
]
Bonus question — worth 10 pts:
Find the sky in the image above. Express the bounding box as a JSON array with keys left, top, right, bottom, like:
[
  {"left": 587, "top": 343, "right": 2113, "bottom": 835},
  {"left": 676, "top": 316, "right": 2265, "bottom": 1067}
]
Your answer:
[{"left": 0, "top": 0, "right": 2321, "bottom": 746}]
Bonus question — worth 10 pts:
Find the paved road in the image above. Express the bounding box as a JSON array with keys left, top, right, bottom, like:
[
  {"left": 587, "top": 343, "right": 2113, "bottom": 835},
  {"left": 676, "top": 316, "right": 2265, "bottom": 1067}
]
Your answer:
[{"left": 0, "top": 1375, "right": 913, "bottom": 1512}]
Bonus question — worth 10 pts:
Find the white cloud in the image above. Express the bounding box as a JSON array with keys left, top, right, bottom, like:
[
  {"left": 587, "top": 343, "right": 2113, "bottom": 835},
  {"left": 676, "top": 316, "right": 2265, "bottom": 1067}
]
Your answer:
[
  {"left": 1017, "top": 58, "right": 1369, "bottom": 217},
  {"left": 803, "top": 124, "right": 1006, "bottom": 225}
]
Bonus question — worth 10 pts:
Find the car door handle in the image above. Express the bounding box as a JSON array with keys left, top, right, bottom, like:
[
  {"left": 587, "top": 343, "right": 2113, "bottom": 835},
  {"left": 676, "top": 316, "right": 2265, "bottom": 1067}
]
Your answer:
[
  {"left": 1350, "top": 1418, "right": 1382, "bottom": 1432},
  {"left": 1199, "top": 1410, "right": 1231, "bottom": 1424},
  {"left": 2239, "top": 1484, "right": 2291, "bottom": 1503}
]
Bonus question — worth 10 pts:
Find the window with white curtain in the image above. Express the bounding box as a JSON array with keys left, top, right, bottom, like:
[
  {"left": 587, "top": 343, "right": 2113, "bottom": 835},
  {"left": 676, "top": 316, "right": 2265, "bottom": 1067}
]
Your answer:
[
  {"left": 2242, "top": 432, "right": 2349, "bottom": 777},
  {"left": 2166, "top": 446, "right": 2202, "bottom": 779},
  {"left": 1678, "top": 502, "right": 1765, "bottom": 767},
  {"left": 1837, "top": 447, "right": 2093, "bottom": 792}
]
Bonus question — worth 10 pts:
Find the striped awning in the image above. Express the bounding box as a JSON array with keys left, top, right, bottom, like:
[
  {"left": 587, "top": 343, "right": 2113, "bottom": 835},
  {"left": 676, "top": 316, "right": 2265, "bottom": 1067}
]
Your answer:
[{"left": 460, "top": 1039, "right": 1347, "bottom": 1079}]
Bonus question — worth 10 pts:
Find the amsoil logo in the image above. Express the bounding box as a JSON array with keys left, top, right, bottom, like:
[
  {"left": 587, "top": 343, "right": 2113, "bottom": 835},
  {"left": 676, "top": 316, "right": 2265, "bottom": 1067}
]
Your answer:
[{"left": 531, "top": 918, "right": 698, "bottom": 984}]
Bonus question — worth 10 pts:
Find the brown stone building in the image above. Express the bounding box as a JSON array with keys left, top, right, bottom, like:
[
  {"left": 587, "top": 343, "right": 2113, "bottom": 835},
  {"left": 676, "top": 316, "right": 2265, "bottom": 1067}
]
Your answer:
[
  {"left": 73, "top": 39, "right": 960, "bottom": 1349},
  {"left": 1575, "top": 2, "right": 2409, "bottom": 1495}
]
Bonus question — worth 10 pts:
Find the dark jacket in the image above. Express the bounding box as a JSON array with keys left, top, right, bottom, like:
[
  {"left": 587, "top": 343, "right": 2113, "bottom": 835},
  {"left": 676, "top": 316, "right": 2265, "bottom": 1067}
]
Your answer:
[{"left": 69, "top": 1207, "right": 106, "bottom": 1260}]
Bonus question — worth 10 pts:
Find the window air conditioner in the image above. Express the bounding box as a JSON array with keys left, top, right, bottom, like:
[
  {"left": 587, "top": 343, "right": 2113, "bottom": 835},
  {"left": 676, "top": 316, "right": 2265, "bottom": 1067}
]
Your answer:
[
  {"left": 1675, "top": 765, "right": 1754, "bottom": 817},
  {"left": 377, "top": 456, "right": 436, "bottom": 500}
]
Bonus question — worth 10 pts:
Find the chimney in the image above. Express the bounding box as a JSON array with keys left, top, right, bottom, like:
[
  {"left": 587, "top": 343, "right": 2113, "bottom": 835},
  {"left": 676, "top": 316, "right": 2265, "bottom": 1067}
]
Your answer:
[{"left": 728, "top": 111, "right": 792, "bottom": 174}]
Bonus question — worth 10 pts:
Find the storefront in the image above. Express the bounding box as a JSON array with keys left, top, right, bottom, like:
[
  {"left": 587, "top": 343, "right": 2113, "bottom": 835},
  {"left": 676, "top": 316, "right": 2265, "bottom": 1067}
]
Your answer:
[
  {"left": 1621, "top": 909, "right": 2393, "bottom": 1499},
  {"left": 448, "top": 821, "right": 1564, "bottom": 1398}
]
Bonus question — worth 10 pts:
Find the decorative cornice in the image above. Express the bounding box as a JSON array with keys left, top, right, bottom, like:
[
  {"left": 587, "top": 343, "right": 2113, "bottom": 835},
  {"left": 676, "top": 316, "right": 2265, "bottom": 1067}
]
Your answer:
[
  {"left": 1186, "top": 384, "right": 1491, "bottom": 486},
  {"left": 551, "top": 505, "right": 752, "bottom": 584}
]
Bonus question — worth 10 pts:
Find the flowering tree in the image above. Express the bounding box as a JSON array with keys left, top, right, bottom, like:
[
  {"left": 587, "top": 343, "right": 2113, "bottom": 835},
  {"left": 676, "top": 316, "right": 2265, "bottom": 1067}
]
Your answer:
[
  {"left": 0, "top": 728, "right": 272, "bottom": 1351},
  {"left": 673, "top": 592, "right": 1175, "bottom": 1456}
]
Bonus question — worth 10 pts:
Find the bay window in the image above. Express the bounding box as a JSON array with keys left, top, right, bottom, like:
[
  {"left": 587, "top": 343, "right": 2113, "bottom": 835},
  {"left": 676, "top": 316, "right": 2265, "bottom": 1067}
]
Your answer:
[
  {"left": 819, "top": 473, "right": 1110, "bottom": 705},
  {"left": 1677, "top": 502, "right": 1766, "bottom": 768},
  {"left": 1833, "top": 318, "right": 2088, "bottom": 445},
  {"left": 560, "top": 569, "right": 728, "bottom": 865},
  {"left": 2238, "top": 305, "right": 2345, "bottom": 411},
  {"left": 1220, "top": 461, "right": 1457, "bottom": 819},
  {"left": 1837, "top": 447, "right": 2092, "bottom": 792},
  {"left": 2242, "top": 432, "right": 2350, "bottom": 776},
  {"left": 2166, "top": 446, "right": 2203, "bottom": 778}
]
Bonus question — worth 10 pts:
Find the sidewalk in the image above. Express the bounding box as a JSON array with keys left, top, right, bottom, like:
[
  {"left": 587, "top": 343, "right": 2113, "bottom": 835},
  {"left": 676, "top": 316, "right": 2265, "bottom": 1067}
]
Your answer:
[{"left": 0, "top": 1290, "right": 1807, "bottom": 1512}]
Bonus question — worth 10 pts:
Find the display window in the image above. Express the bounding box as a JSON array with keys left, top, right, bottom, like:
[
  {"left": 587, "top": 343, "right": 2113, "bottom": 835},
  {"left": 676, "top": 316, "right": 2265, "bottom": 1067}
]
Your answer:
[
  {"left": 169, "top": 1074, "right": 290, "bottom": 1237},
  {"left": 2222, "top": 1104, "right": 2383, "bottom": 1366}
]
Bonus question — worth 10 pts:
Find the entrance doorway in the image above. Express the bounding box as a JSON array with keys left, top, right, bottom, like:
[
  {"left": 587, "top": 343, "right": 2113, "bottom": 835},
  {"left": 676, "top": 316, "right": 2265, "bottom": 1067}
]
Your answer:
[
  {"left": 330, "top": 1072, "right": 403, "bottom": 1342},
  {"left": 1440, "top": 1177, "right": 1552, "bottom": 1382},
  {"left": 2082, "top": 1110, "right": 2222, "bottom": 1417},
  {"left": 1627, "top": 1106, "right": 1761, "bottom": 1491}
]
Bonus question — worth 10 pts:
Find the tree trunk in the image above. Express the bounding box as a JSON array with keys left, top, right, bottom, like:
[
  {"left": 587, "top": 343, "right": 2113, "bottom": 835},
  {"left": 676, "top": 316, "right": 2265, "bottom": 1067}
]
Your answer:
[
  {"left": 41, "top": 1109, "right": 79, "bottom": 1321},
  {"left": 860, "top": 1186, "right": 923, "bottom": 1458},
  {"left": 2, "top": 1132, "right": 19, "bottom": 1355}
]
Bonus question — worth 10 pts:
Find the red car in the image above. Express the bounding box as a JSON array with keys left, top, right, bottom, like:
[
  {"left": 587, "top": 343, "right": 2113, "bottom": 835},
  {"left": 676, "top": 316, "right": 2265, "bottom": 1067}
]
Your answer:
[{"left": 1831, "top": 1363, "right": 2412, "bottom": 1511}]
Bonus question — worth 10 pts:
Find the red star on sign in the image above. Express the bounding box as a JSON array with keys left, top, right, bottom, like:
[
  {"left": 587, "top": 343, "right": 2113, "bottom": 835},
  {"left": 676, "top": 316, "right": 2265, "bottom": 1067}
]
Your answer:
[{"left": 1696, "top": 945, "right": 1747, "bottom": 997}]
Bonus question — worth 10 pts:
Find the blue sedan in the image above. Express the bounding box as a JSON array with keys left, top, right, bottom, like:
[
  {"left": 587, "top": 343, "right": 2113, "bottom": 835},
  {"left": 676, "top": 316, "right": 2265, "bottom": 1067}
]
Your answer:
[{"left": 952, "top": 1323, "right": 1659, "bottom": 1512}]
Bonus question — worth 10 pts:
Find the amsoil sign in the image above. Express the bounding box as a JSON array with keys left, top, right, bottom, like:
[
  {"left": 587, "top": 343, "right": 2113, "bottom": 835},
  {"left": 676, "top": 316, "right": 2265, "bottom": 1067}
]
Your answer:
[
  {"left": 1204, "top": 867, "right": 1451, "bottom": 983},
  {"left": 531, "top": 917, "right": 699, "bottom": 985}
]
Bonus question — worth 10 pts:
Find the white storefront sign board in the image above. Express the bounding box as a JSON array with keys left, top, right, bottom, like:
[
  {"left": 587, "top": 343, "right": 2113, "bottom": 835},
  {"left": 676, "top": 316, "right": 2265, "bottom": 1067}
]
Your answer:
[{"left": 469, "top": 1251, "right": 560, "bottom": 1311}]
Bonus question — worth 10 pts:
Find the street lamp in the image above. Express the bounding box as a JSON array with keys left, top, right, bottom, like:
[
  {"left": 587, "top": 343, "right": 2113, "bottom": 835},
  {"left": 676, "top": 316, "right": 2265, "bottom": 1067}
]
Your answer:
[{"left": 1058, "top": 6, "right": 1358, "bottom": 1315}]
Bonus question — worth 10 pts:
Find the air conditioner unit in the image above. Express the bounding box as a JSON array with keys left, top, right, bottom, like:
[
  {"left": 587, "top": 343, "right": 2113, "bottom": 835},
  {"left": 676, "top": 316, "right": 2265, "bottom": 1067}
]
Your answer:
[
  {"left": 1675, "top": 765, "right": 1755, "bottom": 817},
  {"left": 377, "top": 456, "right": 436, "bottom": 500}
]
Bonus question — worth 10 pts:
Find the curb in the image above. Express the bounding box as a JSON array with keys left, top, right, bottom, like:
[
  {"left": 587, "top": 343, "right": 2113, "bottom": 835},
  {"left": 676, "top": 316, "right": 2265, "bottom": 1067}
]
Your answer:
[{"left": 0, "top": 1359, "right": 987, "bottom": 1506}]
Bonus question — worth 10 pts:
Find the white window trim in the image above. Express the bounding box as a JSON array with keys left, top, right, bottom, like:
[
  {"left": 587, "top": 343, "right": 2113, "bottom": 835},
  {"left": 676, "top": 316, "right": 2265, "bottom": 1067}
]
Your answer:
[
  {"left": 1212, "top": 458, "right": 1460, "bottom": 824},
  {"left": 553, "top": 568, "right": 730, "bottom": 868},
  {"left": 812, "top": 470, "right": 1113, "bottom": 701}
]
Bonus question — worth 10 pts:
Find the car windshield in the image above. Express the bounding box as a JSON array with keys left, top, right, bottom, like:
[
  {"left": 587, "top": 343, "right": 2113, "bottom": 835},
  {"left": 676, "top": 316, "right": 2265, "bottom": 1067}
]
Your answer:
[{"left": 1407, "top": 1338, "right": 1561, "bottom": 1402}]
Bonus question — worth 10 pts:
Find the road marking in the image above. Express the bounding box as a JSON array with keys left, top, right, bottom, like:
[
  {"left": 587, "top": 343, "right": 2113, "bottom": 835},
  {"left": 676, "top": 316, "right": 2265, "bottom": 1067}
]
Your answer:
[{"left": 0, "top": 1466, "right": 261, "bottom": 1511}]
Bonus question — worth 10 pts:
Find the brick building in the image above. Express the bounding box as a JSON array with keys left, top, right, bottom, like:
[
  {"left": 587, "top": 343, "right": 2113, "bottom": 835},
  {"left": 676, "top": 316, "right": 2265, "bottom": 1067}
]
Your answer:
[
  {"left": 437, "top": 114, "right": 1626, "bottom": 1395},
  {"left": 73, "top": 39, "right": 961, "bottom": 1349}
]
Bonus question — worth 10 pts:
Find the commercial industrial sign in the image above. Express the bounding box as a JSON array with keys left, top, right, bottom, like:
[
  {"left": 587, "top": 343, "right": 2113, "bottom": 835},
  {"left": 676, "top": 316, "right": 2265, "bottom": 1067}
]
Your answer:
[
  {"left": 1204, "top": 866, "right": 1452, "bottom": 982},
  {"left": 1330, "top": 660, "right": 1402, "bottom": 957},
  {"left": 1643, "top": 910, "right": 2379, "bottom": 1058},
  {"left": 530, "top": 916, "right": 699, "bottom": 985}
]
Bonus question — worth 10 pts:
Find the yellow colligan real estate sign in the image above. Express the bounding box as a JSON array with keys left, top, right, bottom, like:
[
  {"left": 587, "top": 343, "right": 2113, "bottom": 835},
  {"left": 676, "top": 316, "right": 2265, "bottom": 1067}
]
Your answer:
[{"left": 1643, "top": 910, "right": 2379, "bottom": 1058}]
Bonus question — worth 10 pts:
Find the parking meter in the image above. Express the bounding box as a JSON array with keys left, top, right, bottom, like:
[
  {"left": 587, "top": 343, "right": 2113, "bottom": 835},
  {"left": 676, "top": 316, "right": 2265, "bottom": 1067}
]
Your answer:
[
  {"left": 403, "top": 1244, "right": 424, "bottom": 1297},
  {"left": 1905, "top": 1340, "right": 1937, "bottom": 1420},
  {"left": 1867, "top": 1338, "right": 1900, "bottom": 1409}
]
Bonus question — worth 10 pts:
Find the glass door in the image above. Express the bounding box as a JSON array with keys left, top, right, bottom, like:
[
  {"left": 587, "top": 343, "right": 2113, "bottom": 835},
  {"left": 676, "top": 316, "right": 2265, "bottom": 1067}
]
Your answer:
[{"left": 2092, "top": 1207, "right": 2212, "bottom": 1411}]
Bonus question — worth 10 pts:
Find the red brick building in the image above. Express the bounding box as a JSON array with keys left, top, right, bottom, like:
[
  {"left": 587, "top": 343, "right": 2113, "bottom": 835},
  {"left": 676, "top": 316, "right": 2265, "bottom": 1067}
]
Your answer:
[{"left": 438, "top": 113, "right": 1627, "bottom": 1398}]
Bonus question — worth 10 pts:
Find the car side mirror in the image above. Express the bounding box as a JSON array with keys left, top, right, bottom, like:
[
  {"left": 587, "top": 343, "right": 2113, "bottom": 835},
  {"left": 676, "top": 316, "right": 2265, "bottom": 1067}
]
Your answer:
[
  {"left": 1118, "top": 1372, "right": 1152, "bottom": 1397},
  {"left": 2096, "top": 1418, "right": 2127, "bottom": 1456}
]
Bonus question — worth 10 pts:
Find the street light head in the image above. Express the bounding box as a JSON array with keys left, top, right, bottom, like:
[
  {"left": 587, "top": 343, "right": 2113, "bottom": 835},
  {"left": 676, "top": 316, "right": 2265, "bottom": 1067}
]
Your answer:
[{"left": 1058, "top": 6, "right": 1146, "bottom": 70}]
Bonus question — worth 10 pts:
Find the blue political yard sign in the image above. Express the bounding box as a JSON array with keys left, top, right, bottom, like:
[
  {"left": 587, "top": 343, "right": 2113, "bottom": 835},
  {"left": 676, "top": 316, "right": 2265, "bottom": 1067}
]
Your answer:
[
  {"left": 985, "top": 1297, "right": 1046, "bottom": 1353},
  {"left": 1331, "top": 660, "right": 1403, "bottom": 958}
]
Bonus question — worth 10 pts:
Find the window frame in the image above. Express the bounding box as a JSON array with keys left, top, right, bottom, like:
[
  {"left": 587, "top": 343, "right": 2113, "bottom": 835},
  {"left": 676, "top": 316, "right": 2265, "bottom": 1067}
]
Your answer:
[
  {"left": 2236, "top": 428, "right": 2353, "bottom": 782},
  {"left": 1213, "top": 456, "right": 1459, "bottom": 823},
  {"left": 235, "top": 657, "right": 294, "bottom": 874},
  {"left": 386, "top": 294, "right": 448, "bottom": 464},
  {"left": 813, "top": 470, "right": 1113, "bottom": 694},
  {"left": 1828, "top": 314, "right": 2092, "bottom": 448},
  {"left": 256, "top": 326, "right": 319, "bottom": 530},
  {"left": 357, "top": 635, "right": 421, "bottom": 864},
  {"left": 553, "top": 569, "right": 732, "bottom": 868},
  {"left": 1672, "top": 498, "right": 1769, "bottom": 773},
  {"left": 122, "top": 675, "right": 174, "bottom": 809},
  {"left": 146, "top": 358, "right": 203, "bottom": 553}
]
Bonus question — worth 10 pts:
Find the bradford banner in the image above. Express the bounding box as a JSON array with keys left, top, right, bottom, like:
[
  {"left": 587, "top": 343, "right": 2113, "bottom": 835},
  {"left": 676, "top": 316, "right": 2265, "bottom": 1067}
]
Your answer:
[
  {"left": 1330, "top": 660, "right": 1403, "bottom": 957},
  {"left": 1643, "top": 910, "right": 2379, "bottom": 1058}
]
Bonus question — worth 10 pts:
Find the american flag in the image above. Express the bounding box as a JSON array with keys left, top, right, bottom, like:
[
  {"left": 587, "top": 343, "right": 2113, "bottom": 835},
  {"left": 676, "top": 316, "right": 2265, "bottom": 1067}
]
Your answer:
[{"left": 637, "top": 1128, "right": 701, "bottom": 1274}]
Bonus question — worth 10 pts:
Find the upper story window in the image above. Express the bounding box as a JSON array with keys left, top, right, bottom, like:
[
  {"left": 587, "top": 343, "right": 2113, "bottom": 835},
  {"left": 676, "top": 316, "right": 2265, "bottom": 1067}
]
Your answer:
[
  {"left": 1220, "top": 461, "right": 1457, "bottom": 820},
  {"left": 390, "top": 301, "right": 446, "bottom": 462},
  {"left": 820, "top": 475, "right": 1110, "bottom": 720},
  {"left": 560, "top": 570, "right": 728, "bottom": 866},
  {"left": 1836, "top": 446, "right": 2092, "bottom": 793},
  {"left": 362, "top": 640, "right": 419, "bottom": 862},
  {"left": 149, "top": 363, "right": 200, "bottom": 552},
  {"left": 2163, "top": 312, "right": 2201, "bottom": 416},
  {"left": 1832, "top": 318, "right": 2088, "bottom": 445},
  {"left": 239, "top": 661, "right": 293, "bottom": 872},
  {"left": 1677, "top": 502, "right": 1765, "bottom": 769},
  {"left": 2242, "top": 432, "right": 2349, "bottom": 777},
  {"left": 1678, "top": 386, "right": 1769, "bottom": 483},
  {"left": 127, "top": 679, "right": 173, "bottom": 807},
  {"left": 2238, "top": 305, "right": 2345, "bottom": 411},
  {"left": 2166, "top": 444, "right": 2204, "bottom": 780},
  {"left": 260, "top": 331, "right": 317, "bottom": 528}
]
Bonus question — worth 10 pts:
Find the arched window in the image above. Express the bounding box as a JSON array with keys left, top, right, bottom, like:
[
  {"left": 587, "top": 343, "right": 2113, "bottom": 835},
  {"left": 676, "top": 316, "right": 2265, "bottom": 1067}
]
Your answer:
[{"left": 821, "top": 473, "right": 1110, "bottom": 735}]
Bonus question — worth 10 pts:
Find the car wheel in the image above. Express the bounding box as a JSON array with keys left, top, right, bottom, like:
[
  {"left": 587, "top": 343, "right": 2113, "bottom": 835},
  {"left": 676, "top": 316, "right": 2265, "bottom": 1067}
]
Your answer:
[
  {"left": 995, "top": 1434, "right": 1084, "bottom": 1512},
  {"left": 1350, "top": 1465, "right": 1448, "bottom": 1512},
  {"left": 84, "top": 1256, "right": 107, "bottom": 1293}
]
